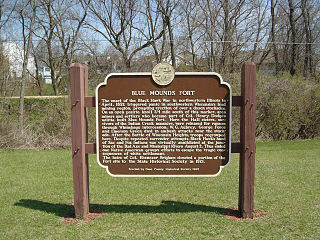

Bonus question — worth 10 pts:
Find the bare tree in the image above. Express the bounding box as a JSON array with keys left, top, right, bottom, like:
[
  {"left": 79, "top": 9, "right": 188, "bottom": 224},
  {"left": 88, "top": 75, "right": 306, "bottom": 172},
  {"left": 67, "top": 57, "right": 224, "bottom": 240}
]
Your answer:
[
  {"left": 0, "top": 50, "right": 10, "bottom": 96},
  {"left": 287, "top": 0, "right": 298, "bottom": 75},
  {"left": 54, "top": 0, "right": 90, "bottom": 67},
  {"left": 0, "top": 1, "right": 18, "bottom": 96},
  {"left": 136, "top": 0, "right": 165, "bottom": 63},
  {"left": 0, "top": 0, "right": 18, "bottom": 31},
  {"left": 18, "top": 0, "right": 38, "bottom": 132},
  {"left": 198, "top": 0, "right": 220, "bottom": 71},
  {"left": 84, "top": 0, "right": 165, "bottom": 71},
  {"left": 31, "top": 41, "right": 43, "bottom": 95},
  {"left": 157, "top": 0, "right": 178, "bottom": 68},
  {"left": 270, "top": 0, "right": 279, "bottom": 74},
  {"left": 34, "top": 0, "right": 61, "bottom": 95},
  {"left": 179, "top": 0, "right": 201, "bottom": 69},
  {"left": 250, "top": 0, "right": 270, "bottom": 63},
  {"left": 301, "top": 0, "right": 312, "bottom": 77},
  {"left": 32, "top": 0, "right": 86, "bottom": 95}
]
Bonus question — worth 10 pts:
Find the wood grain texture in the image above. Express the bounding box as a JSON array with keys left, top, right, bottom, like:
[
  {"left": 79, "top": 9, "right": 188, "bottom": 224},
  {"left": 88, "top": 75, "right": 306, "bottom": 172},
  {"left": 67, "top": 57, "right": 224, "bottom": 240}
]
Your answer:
[
  {"left": 238, "top": 63, "right": 256, "bottom": 219},
  {"left": 84, "top": 96, "right": 96, "bottom": 107},
  {"left": 70, "top": 63, "right": 89, "bottom": 218}
]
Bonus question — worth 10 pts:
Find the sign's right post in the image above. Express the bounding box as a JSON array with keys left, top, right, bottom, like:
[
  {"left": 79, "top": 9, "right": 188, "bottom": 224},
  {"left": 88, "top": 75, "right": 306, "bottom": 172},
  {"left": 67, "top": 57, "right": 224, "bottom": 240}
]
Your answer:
[{"left": 238, "top": 62, "right": 256, "bottom": 219}]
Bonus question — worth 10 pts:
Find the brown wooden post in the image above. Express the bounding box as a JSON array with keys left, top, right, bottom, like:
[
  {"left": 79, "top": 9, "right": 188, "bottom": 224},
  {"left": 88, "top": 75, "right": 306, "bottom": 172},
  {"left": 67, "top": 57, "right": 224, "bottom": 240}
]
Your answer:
[
  {"left": 238, "top": 62, "right": 256, "bottom": 218},
  {"left": 70, "top": 63, "right": 89, "bottom": 218}
]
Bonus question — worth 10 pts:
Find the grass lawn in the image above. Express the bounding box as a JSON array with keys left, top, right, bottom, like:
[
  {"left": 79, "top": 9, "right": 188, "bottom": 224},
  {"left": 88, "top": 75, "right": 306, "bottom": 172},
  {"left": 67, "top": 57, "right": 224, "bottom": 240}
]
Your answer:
[{"left": 0, "top": 139, "right": 319, "bottom": 239}]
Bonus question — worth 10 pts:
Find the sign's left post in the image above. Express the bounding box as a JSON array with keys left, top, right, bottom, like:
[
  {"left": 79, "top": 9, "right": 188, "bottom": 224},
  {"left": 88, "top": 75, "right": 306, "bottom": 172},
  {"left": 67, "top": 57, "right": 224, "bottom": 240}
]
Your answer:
[{"left": 70, "top": 63, "right": 89, "bottom": 218}]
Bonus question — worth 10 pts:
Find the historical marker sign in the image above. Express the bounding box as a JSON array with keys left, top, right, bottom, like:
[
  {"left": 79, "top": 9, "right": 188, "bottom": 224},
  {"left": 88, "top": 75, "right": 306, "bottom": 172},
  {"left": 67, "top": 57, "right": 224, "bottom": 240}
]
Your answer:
[{"left": 96, "top": 71, "right": 231, "bottom": 177}]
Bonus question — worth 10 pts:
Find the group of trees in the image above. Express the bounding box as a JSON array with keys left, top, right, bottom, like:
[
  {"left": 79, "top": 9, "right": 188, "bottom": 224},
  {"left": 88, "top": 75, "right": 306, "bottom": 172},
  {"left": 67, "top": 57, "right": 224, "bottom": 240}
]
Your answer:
[
  {"left": 0, "top": 0, "right": 319, "bottom": 97},
  {"left": 0, "top": 0, "right": 319, "bottom": 140}
]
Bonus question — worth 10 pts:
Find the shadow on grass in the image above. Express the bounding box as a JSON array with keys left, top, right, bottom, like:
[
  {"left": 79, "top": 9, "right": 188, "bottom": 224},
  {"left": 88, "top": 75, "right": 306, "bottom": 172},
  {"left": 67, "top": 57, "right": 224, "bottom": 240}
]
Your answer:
[{"left": 14, "top": 199, "right": 239, "bottom": 218}]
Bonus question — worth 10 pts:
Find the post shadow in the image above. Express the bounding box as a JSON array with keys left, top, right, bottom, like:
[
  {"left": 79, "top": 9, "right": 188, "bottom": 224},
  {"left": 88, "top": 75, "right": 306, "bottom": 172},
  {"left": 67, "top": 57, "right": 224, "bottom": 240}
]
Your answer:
[{"left": 14, "top": 199, "right": 240, "bottom": 218}]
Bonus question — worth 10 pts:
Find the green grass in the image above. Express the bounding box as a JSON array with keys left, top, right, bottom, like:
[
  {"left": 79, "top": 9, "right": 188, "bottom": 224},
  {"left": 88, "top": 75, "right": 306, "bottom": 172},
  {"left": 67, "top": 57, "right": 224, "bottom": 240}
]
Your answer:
[{"left": 0, "top": 139, "right": 319, "bottom": 239}]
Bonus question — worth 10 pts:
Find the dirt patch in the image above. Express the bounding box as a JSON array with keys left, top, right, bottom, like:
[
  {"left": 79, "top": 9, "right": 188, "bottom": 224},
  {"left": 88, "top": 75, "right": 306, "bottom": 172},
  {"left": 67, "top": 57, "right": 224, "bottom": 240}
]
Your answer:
[
  {"left": 224, "top": 208, "right": 266, "bottom": 221},
  {"left": 62, "top": 209, "right": 104, "bottom": 225}
]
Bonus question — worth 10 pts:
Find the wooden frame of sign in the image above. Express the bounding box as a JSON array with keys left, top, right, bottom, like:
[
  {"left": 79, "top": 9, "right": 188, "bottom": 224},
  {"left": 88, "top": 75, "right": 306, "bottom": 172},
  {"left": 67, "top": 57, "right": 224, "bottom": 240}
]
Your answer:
[{"left": 70, "top": 63, "right": 256, "bottom": 219}]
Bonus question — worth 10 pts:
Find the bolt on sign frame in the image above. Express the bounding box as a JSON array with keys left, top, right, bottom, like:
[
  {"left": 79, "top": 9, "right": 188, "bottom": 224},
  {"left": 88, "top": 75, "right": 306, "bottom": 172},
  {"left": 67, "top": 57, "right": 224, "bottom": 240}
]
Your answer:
[{"left": 70, "top": 63, "right": 256, "bottom": 219}]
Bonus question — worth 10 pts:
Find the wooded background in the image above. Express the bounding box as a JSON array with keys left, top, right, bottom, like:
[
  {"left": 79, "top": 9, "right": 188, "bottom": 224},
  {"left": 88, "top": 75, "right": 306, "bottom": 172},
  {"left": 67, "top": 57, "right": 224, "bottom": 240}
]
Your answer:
[
  {"left": 0, "top": 0, "right": 319, "bottom": 95},
  {"left": 0, "top": 0, "right": 319, "bottom": 147}
]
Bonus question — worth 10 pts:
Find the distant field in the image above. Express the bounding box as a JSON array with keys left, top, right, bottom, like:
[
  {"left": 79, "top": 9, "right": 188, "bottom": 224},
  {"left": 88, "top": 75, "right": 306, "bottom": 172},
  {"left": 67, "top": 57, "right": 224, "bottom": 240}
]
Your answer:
[{"left": 0, "top": 139, "right": 319, "bottom": 239}]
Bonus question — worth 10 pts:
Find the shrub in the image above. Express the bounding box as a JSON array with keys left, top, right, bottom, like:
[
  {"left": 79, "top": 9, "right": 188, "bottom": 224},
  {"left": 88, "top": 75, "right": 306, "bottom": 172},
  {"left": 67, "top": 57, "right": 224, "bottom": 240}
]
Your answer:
[
  {"left": 0, "top": 98, "right": 71, "bottom": 149},
  {"left": 0, "top": 72, "right": 319, "bottom": 149},
  {"left": 256, "top": 73, "right": 320, "bottom": 140}
]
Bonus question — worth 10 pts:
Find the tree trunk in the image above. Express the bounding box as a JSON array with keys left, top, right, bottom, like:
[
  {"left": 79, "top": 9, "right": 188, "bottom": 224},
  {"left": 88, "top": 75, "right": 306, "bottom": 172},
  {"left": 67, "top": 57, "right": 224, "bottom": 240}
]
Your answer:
[
  {"left": 270, "top": 0, "right": 279, "bottom": 74},
  {"left": 185, "top": 4, "right": 197, "bottom": 70},
  {"left": 191, "top": 41, "right": 197, "bottom": 70},
  {"left": 221, "top": 0, "right": 230, "bottom": 72},
  {"left": 159, "top": 17, "right": 167, "bottom": 63},
  {"left": 152, "top": 41, "right": 160, "bottom": 63},
  {"left": 46, "top": 0, "right": 58, "bottom": 95},
  {"left": 167, "top": 16, "right": 176, "bottom": 68},
  {"left": 210, "top": 41, "right": 214, "bottom": 71},
  {"left": 18, "top": 0, "right": 37, "bottom": 133},
  {"left": 188, "top": 32, "right": 197, "bottom": 70},
  {"left": 301, "top": 0, "right": 312, "bottom": 77},
  {"left": 125, "top": 58, "right": 131, "bottom": 71},
  {"left": 288, "top": 0, "right": 296, "bottom": 75},
  {"left": 251, "top": 4, "right": 264, "bottom": 62},
  {"left": 33, "top": 51, "right": 42, "bottom": 95}
]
